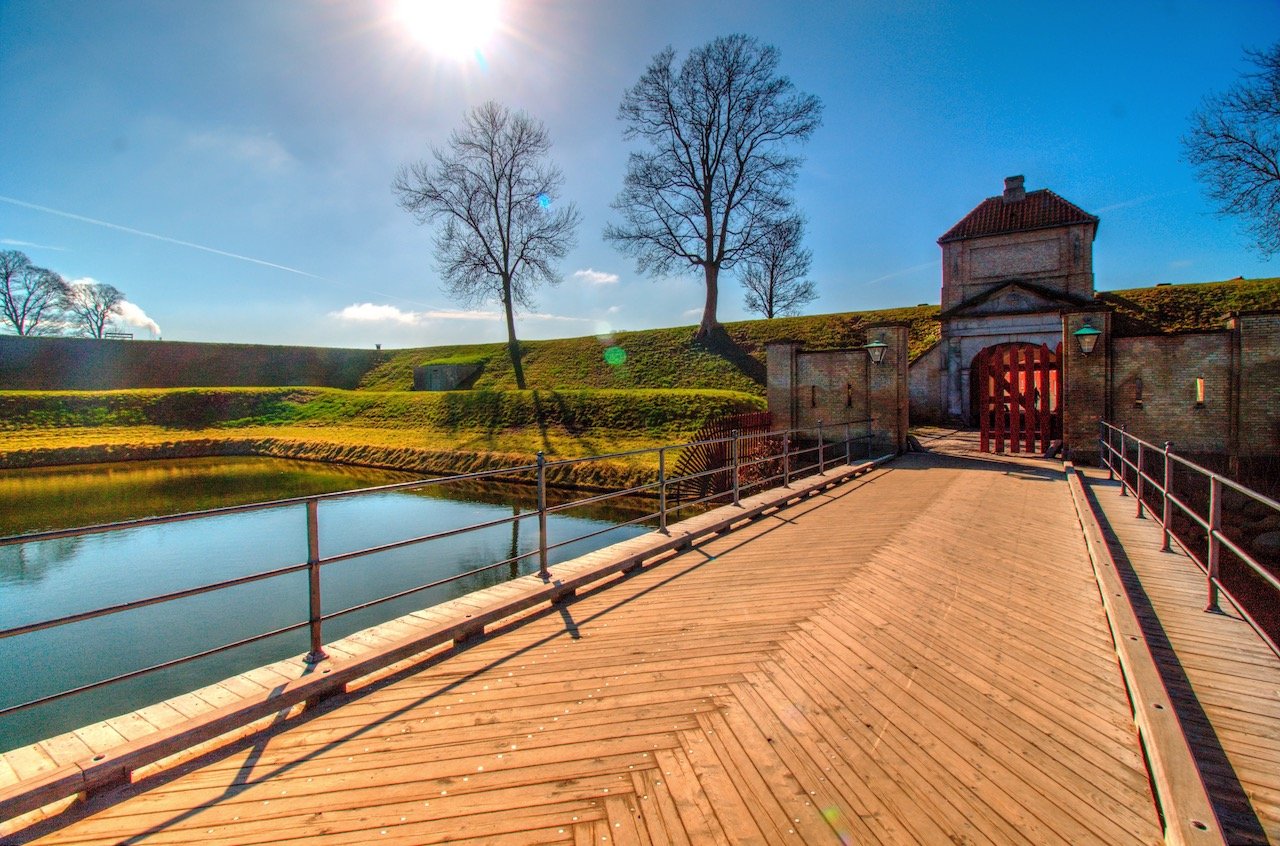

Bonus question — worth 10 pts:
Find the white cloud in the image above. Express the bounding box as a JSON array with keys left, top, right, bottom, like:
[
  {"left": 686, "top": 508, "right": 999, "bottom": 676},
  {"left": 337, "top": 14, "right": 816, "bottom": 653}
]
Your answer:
[
  {"left": 681, "top": 307, "right": 702, "bottom": 319},
  {"left": 573, "top": 268, "right": 619, "bottom": 285},
  {"left": 330, "top": 303, "right": 504, "bottom": 324},
  {"left": 187, "top": 129, "right": 297, "bottom": 172},
  {"left": 606, "top": 305, "right": 621, "bottom": 315},
  {"left": 1168, "top": 259, "right": 1193, "bottom": 269}
]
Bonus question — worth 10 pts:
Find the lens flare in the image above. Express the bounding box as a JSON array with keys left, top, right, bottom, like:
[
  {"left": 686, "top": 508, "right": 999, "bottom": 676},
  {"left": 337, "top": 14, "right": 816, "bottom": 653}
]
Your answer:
[{"left": 603, "top": 346, "right": 627, "bottom": 366}]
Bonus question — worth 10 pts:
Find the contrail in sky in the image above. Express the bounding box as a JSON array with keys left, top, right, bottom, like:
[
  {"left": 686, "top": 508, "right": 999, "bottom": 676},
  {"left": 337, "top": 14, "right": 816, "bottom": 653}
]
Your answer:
[
  {"left": 0, "top": 194, "right": 445, "bottom": 308},
  {"left": 862, "top": 260, "right": 939, "bottom": 286},
  {"left": 0, "top": 195, "right": 323, "bottom": 278}
]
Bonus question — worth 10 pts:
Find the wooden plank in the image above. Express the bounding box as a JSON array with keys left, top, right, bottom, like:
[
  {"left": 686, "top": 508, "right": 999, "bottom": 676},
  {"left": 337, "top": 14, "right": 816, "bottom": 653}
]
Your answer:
[{"left": 1067, "top": 465, "right": 1226, "bottom": 846}]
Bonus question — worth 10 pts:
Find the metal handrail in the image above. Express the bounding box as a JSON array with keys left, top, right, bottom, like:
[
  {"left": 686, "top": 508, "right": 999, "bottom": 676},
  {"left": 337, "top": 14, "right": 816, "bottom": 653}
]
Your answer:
[
  {"left": 0, "top": 417, "right": 875, "bottom": 720},
  {"left": 1098, "top": 420, "right": 1280, "bottom": 657}
]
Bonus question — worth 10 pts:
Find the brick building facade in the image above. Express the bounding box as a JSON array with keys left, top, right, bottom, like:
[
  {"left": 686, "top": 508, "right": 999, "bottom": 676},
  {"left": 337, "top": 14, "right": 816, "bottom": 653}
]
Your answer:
[{"left": 772, "top": 175, "right": 1276, "bottom": 463}]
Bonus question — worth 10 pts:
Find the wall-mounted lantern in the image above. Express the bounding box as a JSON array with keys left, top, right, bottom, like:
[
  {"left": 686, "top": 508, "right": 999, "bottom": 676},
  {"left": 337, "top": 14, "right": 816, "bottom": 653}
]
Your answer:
[
  {"left": 1072, "top": 322, "right": 1103, "bottom": 355},
  {"left": 863, "top": 337, "right": 888, "bottom": 364}
]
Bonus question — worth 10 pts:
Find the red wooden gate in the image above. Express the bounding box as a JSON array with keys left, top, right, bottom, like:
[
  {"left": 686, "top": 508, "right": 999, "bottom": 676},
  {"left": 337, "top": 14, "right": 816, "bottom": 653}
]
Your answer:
[{"left": 975, "top": 343, "right": 1061, "bottom": 454}]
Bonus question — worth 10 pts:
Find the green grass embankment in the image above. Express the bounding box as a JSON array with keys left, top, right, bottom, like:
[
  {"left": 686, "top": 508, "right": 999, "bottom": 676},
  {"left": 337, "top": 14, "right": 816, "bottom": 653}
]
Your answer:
[
  {"left": 357, "top": 305, "right": 942, "bottom": 392},
  {"left": 0, "top": 387, "right": 766, "bottom": 488},
  {"left": 1101, "top": 276, "right": 1280, "bottom": 335}
]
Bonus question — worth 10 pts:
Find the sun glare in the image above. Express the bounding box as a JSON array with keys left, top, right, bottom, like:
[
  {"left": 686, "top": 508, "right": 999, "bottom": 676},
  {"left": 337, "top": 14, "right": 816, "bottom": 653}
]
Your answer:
[{"left": 397, "top": 0, "right": 500, "bottom": 61}]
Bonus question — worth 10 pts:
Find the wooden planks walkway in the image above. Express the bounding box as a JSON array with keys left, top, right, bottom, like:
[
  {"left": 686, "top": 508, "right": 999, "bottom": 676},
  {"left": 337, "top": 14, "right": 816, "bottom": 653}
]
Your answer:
[
  {"left": 10, "top": 454, "right": 1166, "bottom": 844},
  {"left": 1081, "top": 469, "right": 1280, "bottom": 845}
]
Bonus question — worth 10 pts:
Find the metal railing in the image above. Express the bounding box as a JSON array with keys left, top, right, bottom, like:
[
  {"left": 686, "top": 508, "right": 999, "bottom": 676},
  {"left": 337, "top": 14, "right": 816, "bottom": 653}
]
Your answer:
[
  {"left": 0, "top": 417, "right": 875, "bottom": 722},
  {"left": 1099, "top": 420, "right": 1280, "bottom": 656}
]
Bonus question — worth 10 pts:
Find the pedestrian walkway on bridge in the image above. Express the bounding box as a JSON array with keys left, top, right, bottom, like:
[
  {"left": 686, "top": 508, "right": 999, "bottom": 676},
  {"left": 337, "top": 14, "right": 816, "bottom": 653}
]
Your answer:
[{"left": 5, "top": 441, "right": 1278, "bottom": 844}]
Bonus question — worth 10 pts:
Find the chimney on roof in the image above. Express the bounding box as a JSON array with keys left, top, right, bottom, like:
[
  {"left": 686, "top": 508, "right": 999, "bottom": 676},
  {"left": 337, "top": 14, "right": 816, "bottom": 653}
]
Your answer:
[{"left": 1003, "top": 175, "right": 1025, "bottom": 203}]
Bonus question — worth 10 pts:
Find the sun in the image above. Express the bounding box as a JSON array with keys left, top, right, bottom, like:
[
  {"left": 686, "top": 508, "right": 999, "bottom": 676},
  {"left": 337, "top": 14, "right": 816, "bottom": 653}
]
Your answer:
[{"left": 396, "top": 0, "right": 500, "bottom": 61}]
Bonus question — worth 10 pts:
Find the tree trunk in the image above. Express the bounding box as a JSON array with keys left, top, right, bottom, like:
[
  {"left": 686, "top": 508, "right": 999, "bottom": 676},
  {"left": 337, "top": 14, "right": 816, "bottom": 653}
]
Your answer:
[
  {"left": 501, "top": 284, "right": 527, "bottom": 389},
  {"left": 695, "top": 263, "right": 721, "bottom": 340}
]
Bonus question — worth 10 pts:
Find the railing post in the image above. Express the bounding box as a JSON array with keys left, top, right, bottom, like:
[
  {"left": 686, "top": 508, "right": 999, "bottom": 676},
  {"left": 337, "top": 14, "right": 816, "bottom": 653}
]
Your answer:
[
  {"left": 844, "top": 421, "right": 852, "bottom": 465},
  {"left": 1206, "top": 476, "right": 1222, "bottom": 612},
  {"left": 537, "top": 451, "right": 549, "bottom": 578},
  {"left": 1161, "top": 441, "right": 1173, "bottom": 552},
  {"left": 782, "top": 435, "right": 791, "bottom": 487},
  {"left": 1118, "top": 425, "right": 1128, "bottom": 496},
  {"left": 817, "top": 421, "right": 824, "bottom": 472},
  {"left": 304, "top": 498, "right": 326, "bottom": 665},
  {"left": 1103, "top": 421, "right": 1113, "bottom": 481},
  {"left": 658, "top": 447, "right": 668, "bottom": 534},
  {"left": 1135, "top": 441, "right": 1145, "bottom": 518},
  {"left": 731, "top": 429, "right": 741, "bottom": 506}
]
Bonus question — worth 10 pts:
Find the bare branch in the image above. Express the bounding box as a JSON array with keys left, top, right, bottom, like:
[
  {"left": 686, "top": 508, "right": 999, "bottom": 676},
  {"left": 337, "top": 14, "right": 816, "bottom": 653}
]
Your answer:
[
  {"left": 393, "top": 102, "right": 581, "bottom": 387},
  {"left": 0, "top": 250, "right": 71, "bottom": 336},
  {"left": 739, "top": 215, "right": 816, "bottom": 318},
  {"left": 606, "top": 34, "right": 822, "bottom": 338},
  {"left": 1183, "top": 41, "right": 1280, "bottom": 257}
]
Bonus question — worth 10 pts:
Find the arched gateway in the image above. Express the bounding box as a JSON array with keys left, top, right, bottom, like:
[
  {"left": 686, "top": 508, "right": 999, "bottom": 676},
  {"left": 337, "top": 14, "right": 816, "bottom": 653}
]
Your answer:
[{"left": 970, "top": 342, "right": 1061, "bottom": 454}]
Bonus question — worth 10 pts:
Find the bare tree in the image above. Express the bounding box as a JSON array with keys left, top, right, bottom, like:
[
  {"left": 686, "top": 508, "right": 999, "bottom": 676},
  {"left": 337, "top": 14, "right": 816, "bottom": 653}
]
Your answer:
[
  {"left": 63, "top": 281, "right": 125, "bottom": 338},
  {"left": 740, "top": 215, "right": 816, "bottom": 318},
  {"left": 1184, "top": 42, "right": 1280, "bottom": 257},
  {"left": 393, "top": 101, "right": 580, "bottom": 389},
  {"left": 1, "top": 250, "right": 70, "bottom": 336},
  {"left": 606, "top": 34, "right": 822, "bottom": 340}
]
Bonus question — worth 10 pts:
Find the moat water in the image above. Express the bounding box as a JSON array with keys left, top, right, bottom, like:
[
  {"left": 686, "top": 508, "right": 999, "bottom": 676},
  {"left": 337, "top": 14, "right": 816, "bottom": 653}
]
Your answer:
[{"left": 0, "top": 457, "right": 653, "bottom": 752}]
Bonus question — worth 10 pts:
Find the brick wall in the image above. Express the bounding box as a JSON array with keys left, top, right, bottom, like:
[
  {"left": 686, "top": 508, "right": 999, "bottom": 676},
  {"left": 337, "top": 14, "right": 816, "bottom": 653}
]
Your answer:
[
  {"left": 1234, "top": 312, "right": 1280, "bottom": 456},
  {"left": 1111, "top": 332, "right": 1232, "bottom": 453},
  {"left": 940, "top": 224, "right": 1095, "bottom": 312},
  {"left": 766, "top": 324, "right": 909, "bottom": 454}
]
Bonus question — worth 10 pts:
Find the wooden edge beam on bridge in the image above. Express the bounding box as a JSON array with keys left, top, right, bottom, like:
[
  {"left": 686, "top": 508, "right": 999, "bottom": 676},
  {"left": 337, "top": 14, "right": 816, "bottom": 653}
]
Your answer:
[
  {"left": 0, "top": 454, "right": 896, "bottom": 830},
  {"left": 1064, "top": 463, "right": 1225, "bottom": 846}
]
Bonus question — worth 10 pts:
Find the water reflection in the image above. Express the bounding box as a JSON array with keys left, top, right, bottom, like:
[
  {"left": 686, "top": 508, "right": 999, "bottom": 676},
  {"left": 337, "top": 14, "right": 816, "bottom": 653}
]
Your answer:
[
  {"left": 0, "top": 536, "right": 83, "bottom": 587},
  {"left": 0, "top": 457, "right": 655, "bottom": 752}
]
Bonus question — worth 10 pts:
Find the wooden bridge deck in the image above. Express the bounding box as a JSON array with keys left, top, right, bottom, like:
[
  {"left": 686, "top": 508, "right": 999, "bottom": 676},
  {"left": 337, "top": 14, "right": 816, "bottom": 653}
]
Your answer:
[
  {"left": 1080, "top": 468, "right": 1280, "bottom": 845},
  {"left": 8, "top": 451, "right": 1176, "bottom": 845}
]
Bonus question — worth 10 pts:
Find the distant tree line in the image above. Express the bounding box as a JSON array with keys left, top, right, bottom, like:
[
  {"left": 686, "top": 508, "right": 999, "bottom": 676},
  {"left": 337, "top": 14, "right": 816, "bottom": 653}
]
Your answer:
[{"left": 1, "top": 249, "right": 127, "bottom": 338}]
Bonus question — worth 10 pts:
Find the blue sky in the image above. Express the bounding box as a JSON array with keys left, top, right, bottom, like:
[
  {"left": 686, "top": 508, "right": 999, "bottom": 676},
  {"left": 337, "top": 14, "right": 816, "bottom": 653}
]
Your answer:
[{"left": 1, "top": 0, "right": 1277, "bottom": 348}]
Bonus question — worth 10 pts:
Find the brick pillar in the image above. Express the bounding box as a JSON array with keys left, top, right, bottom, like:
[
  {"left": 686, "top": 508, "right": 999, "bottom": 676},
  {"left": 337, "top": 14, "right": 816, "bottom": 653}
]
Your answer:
[
  {"left": 1061, "top": 310, "right": 1111, "bottom": 464},
  {"left": 765, "top": 340, "right": 800, "bottom": 431},
  {"left": 866, "top": 323, "right": 910, "bottom": 455}
]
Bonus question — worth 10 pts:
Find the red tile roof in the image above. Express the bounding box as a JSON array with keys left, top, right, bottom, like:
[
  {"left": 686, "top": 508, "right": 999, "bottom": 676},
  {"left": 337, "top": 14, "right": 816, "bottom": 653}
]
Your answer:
[{"left": 938, "top": 188, "right": 1098, "bottom": 243}]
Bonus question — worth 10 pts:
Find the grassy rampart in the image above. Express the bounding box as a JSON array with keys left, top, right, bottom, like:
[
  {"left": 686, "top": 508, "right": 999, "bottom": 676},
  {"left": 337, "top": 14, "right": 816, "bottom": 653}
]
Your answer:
[{"left": 0, "top": 387, "right": 766, "bottom": 485}]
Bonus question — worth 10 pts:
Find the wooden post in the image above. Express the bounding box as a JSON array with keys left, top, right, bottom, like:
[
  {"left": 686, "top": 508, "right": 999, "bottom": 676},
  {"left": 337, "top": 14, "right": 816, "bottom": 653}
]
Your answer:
[
  {"left": 1161, "top": 442, "right": 1173, "bottom": 552},
  {"left": 537, "top": 451, "right": 548, "bottom": 578},
  {"left": 304, "top": 498, "right": 326, "bottom": 665},
  {"left": 1038, "top": 344, "right": 1051, "bottom": 452},
  {"left": 1206, "top": 476, "right": 1221, "bottom": 612},
  {"left": 978, "top": 350, "right": 990, "bottom": 453}
]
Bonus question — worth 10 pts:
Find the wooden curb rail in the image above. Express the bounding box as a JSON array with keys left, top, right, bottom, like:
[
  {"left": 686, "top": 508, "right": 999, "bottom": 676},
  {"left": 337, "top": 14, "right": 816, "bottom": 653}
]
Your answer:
[
  {"left": 1064, "top": 463, "right": 1224, "bottom": 846},
  {"left": 0, "top": 454, "right": 894, "bottom": 827}
]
